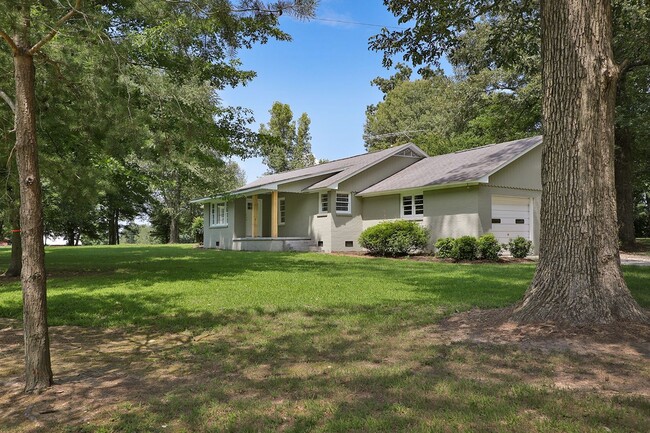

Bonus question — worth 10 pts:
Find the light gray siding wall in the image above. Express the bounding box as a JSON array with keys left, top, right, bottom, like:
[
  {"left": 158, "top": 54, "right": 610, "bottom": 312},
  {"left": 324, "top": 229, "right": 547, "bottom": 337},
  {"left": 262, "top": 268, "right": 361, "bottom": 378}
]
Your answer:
[
  {"left": 330, "top": 194, "right": 364, "bottom": 251},
  {"left": 488, "top": 145, "right": 542, "bottom": 190},
  {"left": 481, "top": 144, "right": 542, "bottom": 253},
  {"left": 278, "top": 192, "right": 317, "bottom": 237},
  {"left": 309, "top": 191, "right": 332, "bottom": 252},
  {"left": 424, "top": 186, "right": 482, "bottom": 247},
  {"left": 203, "top": 201, "right": 236, "bottom": 249},
  {"left": 478, "top": 186, "right": 541, "bottom": 254},
  {"left": 338, "top": 155, "right": 421, "bottom": 193},
  {"left": 361, "top": 194, "right": 401, "bottom": 231}
]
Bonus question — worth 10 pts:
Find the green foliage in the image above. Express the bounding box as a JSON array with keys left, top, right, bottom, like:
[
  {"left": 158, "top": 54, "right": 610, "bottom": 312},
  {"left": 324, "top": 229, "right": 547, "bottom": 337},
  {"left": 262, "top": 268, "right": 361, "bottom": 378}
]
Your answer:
[
  {"left": 434, "top": 237, "right": 455, "bottom": 258},
  {"left": 452, "top": 236, "right": 479, "bottom": 261},
  {"left": 477, "top": 233, "right": 501, "bottom": 261},
  {"left": 260, "top": 101, "right": 316, "bottom": 173},
  {"left": 507, "top": 236, "right": 533, "bottom": 259},
  {"left": 359, "top": 220, "right": 430, "bottom": 257}
]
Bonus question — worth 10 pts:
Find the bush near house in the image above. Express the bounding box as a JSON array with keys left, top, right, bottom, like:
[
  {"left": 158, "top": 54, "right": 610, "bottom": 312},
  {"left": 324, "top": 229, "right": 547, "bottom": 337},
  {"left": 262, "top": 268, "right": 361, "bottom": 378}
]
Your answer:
[
  {"left": 477, "top": 233, "right": 501, "bottom": 261},
  {"left": 435, "top": 234, "right": 503, "bottom": 261},
  {"left": 507, "top": 236, "right": 533, "bottom": 258},
  {"left": 434, "top": 237, "right": 455, "bottom": 258},
  {"left": 451, "top": 236, "right": 479, "bottom": 261},
  {"left": 359, "top": 220, "right": 429, "bottom": 257}
]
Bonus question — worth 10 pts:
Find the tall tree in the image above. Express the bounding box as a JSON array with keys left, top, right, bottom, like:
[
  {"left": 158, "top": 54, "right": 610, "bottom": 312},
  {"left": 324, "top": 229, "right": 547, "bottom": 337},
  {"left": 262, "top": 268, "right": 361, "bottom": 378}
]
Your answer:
[
  {"left": 372, "top": 0, "right": 648, "bottom": 324},
  {"left": 260, "top": 101, "right": 315, "bottom": 173},
  {"left": 0, "top": 0, "right": 316, "bottom": 392}
]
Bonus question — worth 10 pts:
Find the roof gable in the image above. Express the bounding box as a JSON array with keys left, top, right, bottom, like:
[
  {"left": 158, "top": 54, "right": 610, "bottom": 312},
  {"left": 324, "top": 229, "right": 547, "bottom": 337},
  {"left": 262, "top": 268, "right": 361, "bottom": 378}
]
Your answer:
[
  {"left": 358, "top": 136, "right": 542, "bottom": 196},
  {"left": 232, "top": 142, "right": 427, "bottom": 194}
]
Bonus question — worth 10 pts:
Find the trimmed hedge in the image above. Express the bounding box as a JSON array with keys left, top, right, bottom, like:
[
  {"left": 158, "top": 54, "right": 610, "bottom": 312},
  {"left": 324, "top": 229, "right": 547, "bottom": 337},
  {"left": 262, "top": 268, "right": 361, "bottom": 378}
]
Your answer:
[
  {"left": 477, "top": 233, "right": 501, "bottom": 261},
  {"left": 452, "top": 236, "right": 478, "bottom": 260},
  {"left": 507, "top": 236, "right": 533, "bottom": 258},
  {"left": 434, "top": 237, "right": 455, "bottom": 259},
  {"left": 359, "top": 220, "right": 430, "bottom": 257},
  {"left": 434, "top": 233, "right": 509, "bottom": 261}
]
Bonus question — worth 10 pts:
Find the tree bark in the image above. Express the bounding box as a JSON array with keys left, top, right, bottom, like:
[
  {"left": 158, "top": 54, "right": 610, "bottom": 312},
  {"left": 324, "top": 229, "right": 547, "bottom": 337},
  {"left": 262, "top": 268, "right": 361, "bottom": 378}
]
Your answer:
[
  {"left": 512, "top": 0, "right": 648, "bottom": 324},
  {"left": 14, "top": 35, "right": 53, "bottom": 390},
  {"left": 5, "top": 206, "right": 22, "bottom": 277},
  {"left": 168, "top": 171, "right": 181, "bottom": 244},
  {"left": 614, "top": 127, "right": 636, "bottom": 250}
]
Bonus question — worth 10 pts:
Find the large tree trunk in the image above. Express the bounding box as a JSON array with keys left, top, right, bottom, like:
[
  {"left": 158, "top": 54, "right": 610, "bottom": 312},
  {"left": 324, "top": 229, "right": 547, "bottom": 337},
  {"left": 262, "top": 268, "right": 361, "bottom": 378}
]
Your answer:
[
  {"left": 614, "top": 127, "right": 636, "bottom": 250},
  {"left": 169, "top": 216, "right": 180, "bottom": 244},
  {"left": 14, "top": 42, "right": 53, "bottom": 390},
  {"left": 512, "top": 0, "right": 648, "bottom": 324},
  {"left": 107, "top": 208, "right": 119, "bottom": 245},
  {"left": 6, "top": 205, "right": 23, "bottom": 277}
]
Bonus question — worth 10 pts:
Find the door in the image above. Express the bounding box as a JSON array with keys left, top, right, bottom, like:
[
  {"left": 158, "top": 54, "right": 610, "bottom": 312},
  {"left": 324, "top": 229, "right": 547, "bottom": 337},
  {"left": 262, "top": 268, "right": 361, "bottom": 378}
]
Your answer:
[
  {"left": 245, "top": 198, "right": 263, "bottom": 237},
  {"left": 490, "top": 195, "right": 531, "bottom": 245}
]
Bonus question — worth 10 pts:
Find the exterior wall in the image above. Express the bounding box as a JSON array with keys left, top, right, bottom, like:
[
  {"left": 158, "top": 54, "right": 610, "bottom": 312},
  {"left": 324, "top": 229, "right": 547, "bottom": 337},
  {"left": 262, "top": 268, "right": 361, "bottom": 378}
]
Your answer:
[
  {"left": 278, "top": 192, "right": 317, "bottom": 238},
  {"left": 488, "top": 145, "right": 542, "bottom": 190},
  {"left": 309, "top": 191, "right": 332, "bottom": 252},
  {"left": 480, "top": 146, "right": 542, "bottom": 253},
  {"left": 478, "top": 186, "right": 541, "bottom": 254},
  {"left": 203, "top": 201, "right": 236, "bottom": 249},
  {"left": 423, "top": 186, "right": 482, "bottom": 249},
  {"left": 330, "top": 194, "right": 364, "bottom": 252},
  {"left": 338, "top": 155, "right": 421, "bottom": 193},
  {"left": 361, "top": 194, "right": 401, "bottom": 231}
]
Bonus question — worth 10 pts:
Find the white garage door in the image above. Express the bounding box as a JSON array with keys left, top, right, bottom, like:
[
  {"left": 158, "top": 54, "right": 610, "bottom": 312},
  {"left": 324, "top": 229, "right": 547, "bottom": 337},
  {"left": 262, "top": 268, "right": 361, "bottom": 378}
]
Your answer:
[{"left": 490, "top": 196, "right": 531, "bottom": 245}]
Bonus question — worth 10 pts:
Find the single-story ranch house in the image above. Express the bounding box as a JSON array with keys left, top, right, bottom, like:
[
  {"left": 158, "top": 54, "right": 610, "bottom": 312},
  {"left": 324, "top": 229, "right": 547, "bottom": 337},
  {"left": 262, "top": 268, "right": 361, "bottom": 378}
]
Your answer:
[{"left": 192, "top": 136, "right": 542, "bottom": 253}]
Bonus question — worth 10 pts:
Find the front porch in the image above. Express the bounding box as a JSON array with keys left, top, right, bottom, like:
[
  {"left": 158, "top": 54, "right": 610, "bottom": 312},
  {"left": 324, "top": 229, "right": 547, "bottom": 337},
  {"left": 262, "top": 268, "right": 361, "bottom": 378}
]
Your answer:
[
  {"left": 232, "top": 237, "right": 313, "bottom": 252},
  {"left": 229, "top": 190, "right": 320, "bottom": 251}
]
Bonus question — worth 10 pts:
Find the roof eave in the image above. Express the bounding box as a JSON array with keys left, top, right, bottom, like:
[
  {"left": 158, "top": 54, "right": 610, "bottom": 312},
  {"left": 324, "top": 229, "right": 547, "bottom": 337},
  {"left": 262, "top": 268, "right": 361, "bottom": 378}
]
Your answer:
[
  {"left": 357, "top": 181, "right": 484, "bottom": 198},
  {"left": 305, "top": 143, "right": 428, "bottom": 192}
]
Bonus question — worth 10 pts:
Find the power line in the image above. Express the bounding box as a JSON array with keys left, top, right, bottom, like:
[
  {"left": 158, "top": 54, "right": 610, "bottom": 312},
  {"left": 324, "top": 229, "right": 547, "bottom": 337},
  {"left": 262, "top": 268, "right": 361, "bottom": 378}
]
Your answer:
[{"left": 312, "top": 17, "right": 404, "bottom": 30}]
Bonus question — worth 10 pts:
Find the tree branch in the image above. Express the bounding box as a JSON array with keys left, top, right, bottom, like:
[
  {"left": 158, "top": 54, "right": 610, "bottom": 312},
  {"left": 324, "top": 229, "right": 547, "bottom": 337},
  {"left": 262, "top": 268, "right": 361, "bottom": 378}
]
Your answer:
[
  {"left": 0, "top": 90, "right": 15, "bottom": 113},
  {"left": 29, "top": 0, "right": 82, "bottom": 55},
  {"left": 618, "top": 59, "right": 650, "bottom": 79},
  {"left": 0, "top": 29, "right": 19, "bottom": 54}
]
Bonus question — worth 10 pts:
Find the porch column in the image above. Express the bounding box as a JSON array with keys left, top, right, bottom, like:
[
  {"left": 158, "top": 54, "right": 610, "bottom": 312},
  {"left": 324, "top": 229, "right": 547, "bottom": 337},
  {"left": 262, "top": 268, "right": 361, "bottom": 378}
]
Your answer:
[
  {"left": 252, "top": 194, "right": 259, "bottom": 237},
  {"left": 271, "top": 191, "right": 279, "bottom": 238}
]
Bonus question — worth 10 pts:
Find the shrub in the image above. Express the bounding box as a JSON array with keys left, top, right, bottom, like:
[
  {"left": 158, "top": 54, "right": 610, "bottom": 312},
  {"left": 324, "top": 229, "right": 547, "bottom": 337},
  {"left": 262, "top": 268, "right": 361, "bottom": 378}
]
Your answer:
[
  {"left": 359, "top": 220, "right": 429, "bottom": 257},
  {"left": 477, "top": 233, "right": 501, "bottom": 261},
  {"left": 434, "top": 237, "right": 455, "bottom": 258},
  {"left": 452, "top": 236, "right": 478, "bottom": 261},
  {"left": 507, "top": 236, "right": 533, "bottom": 258}
]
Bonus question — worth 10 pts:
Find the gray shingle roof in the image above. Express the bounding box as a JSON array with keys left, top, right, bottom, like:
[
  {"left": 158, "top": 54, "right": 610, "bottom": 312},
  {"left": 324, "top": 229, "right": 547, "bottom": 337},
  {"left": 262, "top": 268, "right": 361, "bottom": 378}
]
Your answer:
[
  {"left": 233, "top": 142, "right": 424, "bottom": 193},
  {"left": 358, "top": 136, "right": 542, "bottom": 196}
]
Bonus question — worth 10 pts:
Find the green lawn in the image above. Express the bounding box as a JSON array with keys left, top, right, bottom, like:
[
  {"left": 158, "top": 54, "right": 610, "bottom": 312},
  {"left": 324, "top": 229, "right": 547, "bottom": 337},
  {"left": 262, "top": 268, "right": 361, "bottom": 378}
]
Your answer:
[{"left": 1, "top": 245, "right": 649, "bottom": 433}]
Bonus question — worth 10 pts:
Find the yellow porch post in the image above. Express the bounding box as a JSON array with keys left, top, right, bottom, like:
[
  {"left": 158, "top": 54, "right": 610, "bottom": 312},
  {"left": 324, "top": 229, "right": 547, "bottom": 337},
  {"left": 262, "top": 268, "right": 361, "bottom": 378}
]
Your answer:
[
  {"left": 271, "top": 191, "right": 279, "bottom": 238},
  {"left": 252, "top": 194, "right": 259, "bottom": 237}
]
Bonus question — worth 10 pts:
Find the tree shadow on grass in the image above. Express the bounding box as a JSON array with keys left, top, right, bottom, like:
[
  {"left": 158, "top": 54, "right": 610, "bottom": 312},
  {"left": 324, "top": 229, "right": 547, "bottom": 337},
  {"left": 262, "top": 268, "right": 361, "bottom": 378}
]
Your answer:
[{"left": 1, "top": 295, "right": 649, "bottom": 432}]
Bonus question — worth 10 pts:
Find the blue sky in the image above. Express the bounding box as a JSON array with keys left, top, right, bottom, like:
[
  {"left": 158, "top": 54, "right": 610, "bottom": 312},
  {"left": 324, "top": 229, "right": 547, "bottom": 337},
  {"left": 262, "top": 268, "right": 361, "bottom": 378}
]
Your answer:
[{"left": 221, "top": 1, "right": 410, "bottom": 182}]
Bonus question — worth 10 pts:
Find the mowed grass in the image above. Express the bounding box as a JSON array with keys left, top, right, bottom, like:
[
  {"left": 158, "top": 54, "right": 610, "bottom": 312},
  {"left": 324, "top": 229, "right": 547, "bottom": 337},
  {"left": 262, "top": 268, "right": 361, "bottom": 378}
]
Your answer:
[
  {"left": 1, "top": 245, "right": 649, "bottom": 433},
  {"left": 0, "top": 245, "right": 545, "bottom": 331}
]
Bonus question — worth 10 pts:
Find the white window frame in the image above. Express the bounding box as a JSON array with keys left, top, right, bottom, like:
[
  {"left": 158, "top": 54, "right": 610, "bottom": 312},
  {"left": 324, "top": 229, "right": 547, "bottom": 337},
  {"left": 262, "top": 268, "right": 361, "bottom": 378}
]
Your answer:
[
  {"left": 209, "top": 202, "right": 228, "bottom": 227},
  {"left": 335, "top": 192, "right": 352, "bottom": 215},
  {"left": 319, "top": 192, "right": 329, "bottom": 214},
  {"left": 278, "top": 197, "right": 286, "bottom": 226},
  {"left": 401, "top": 193, "right": 424, "bottom": 218}
]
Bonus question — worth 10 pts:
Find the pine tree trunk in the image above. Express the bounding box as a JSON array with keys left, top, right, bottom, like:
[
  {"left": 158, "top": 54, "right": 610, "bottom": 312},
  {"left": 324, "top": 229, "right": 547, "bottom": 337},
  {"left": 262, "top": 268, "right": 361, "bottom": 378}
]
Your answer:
[
  {"left": 5, "top": 205, "right": 22, "bottom": 277},
  {"left": 614, "top": 127, "right": 636, "bottom": 250},
  {"left": 512, "top": 0, "right": 648, "bottom": 324},
  {"left": 14, "top": 48, "right": 53, "bottom": 390}
]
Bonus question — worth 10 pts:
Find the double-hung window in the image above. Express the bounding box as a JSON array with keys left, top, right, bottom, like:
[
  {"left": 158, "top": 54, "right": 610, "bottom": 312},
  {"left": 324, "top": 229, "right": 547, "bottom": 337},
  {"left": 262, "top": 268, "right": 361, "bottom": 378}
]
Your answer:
[
  {"left": 279, "top": 197, "right": 286, "bottom": 225},
  {"left": 402, "top": 193, "right": 424, "bottom": 218},
  {"left": 335, "top": 192, "right": 351, "bottom": 215},
  {"left": 319, "top": 192, "right": 329, "bottom": 213},
  {"left": 210, "top": 202, "right": 228, "bottom": 227}
]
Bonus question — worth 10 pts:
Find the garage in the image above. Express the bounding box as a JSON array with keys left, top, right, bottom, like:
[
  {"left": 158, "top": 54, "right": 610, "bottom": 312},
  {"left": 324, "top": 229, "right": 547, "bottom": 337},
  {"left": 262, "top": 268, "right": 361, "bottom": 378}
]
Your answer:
[{"left": 490, "top": 195, "right": 531, "bottom": 245}]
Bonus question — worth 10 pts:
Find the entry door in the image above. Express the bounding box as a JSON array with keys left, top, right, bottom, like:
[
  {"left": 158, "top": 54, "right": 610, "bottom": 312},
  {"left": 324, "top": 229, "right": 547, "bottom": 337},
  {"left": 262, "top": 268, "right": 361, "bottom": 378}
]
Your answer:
[
  {"left": 490, "top": 196, "right": 531, "bottom": 245},
  {"left": 245, "top": 198, "right": 263, "bottom": 237}
]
